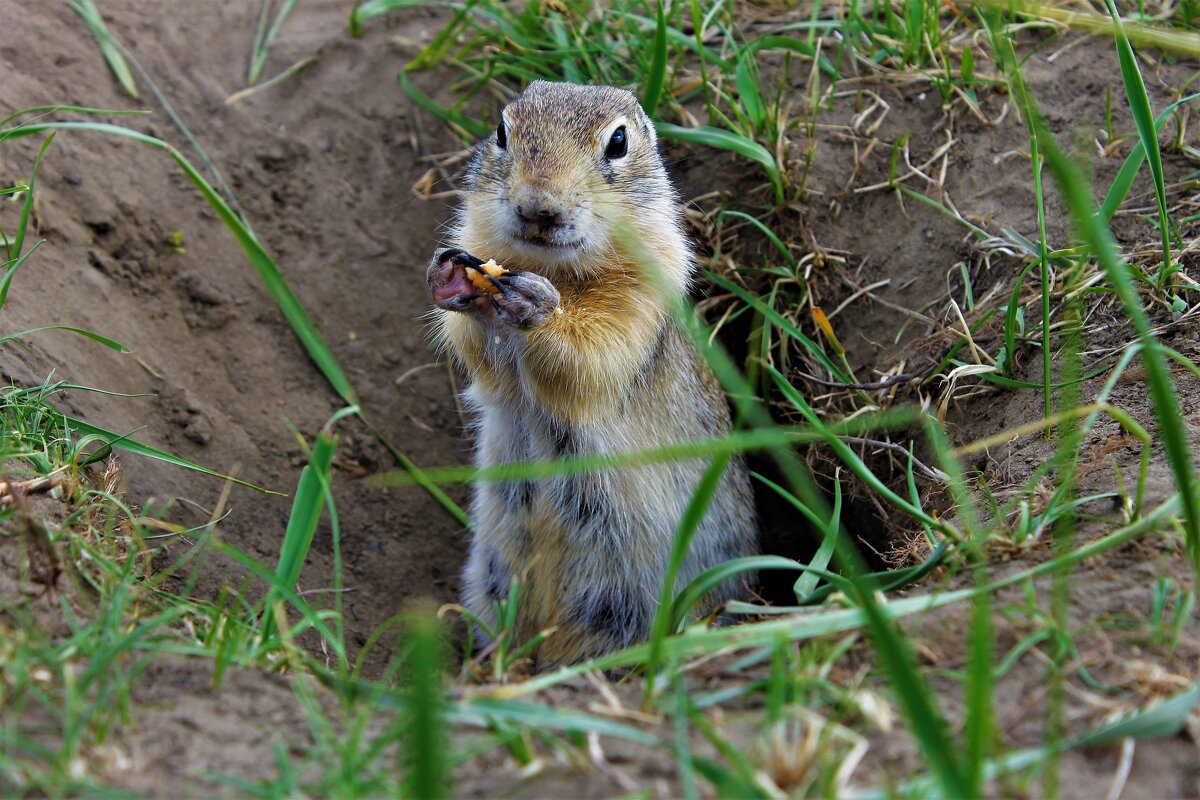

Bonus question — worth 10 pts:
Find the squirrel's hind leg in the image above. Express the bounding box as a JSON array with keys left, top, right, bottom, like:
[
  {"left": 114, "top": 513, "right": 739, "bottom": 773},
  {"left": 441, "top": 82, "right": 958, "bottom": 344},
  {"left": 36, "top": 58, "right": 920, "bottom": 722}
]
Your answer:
[{"left": 460, "top": 403, "right": 533, "bottom": 651}]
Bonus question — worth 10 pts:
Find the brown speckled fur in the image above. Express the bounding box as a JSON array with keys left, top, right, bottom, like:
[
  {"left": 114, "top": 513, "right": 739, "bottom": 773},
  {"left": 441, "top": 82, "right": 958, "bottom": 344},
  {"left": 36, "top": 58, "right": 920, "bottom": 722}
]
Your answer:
[{"left": 429, "top": 82, "right": 757, "bottom": 664}]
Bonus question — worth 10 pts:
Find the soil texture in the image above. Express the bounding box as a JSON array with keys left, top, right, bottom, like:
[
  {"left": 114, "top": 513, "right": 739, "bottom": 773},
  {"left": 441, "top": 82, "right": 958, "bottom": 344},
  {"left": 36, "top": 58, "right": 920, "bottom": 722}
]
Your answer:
[{"left": 2, "top": 0, "right": 1198, "bottom": 795}]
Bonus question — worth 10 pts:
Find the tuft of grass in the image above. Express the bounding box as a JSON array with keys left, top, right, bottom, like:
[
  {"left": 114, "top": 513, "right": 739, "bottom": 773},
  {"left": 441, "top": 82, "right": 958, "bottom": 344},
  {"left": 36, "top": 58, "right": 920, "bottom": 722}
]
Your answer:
[
  {"left": 247, "top": 0, "right": 301, "bottom": 85},
  {"left": 261, "top": 410, "right": 349, "bottom": 640},
  {"left": 1102, "top": 0, "right": 1174, "bottom": 287},
  {"left": 987, "top": 28, "right": 1200, "bottom": 579}
]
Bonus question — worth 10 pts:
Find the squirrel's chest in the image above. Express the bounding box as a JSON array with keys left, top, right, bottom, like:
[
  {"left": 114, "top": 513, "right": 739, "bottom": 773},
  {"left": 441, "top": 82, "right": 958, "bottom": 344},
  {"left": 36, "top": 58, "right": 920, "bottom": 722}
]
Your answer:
[
  {"left": 475, "top": 326, "right": 558, "bottom": 403},
  {"left": 480, "top": 326, "right": 526, "bottom": 369}
]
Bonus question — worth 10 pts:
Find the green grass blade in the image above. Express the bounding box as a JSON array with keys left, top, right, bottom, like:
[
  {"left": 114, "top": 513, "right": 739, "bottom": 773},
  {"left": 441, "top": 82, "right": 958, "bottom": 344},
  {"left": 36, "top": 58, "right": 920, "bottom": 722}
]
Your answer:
[
  {"left": 403, "top": 612, "right": 450, "bottom": 799},
  {"left": 972, "top": 0, "right": 1200, "bottom": 52},
  {"left": 656, "top": 122, "right": 784, "bottom": 205},
  {"left": 687, "top": 0, "right": 714, "bottom": 122},
  {"left": 1035, "top": 136, "right": 1051, "bottom": 422},
  {"left": 248, "top": 0, "right": 301, "bottom": 85},
  {"left": 0, "top": 240, "right": 43, "bottom": 311},
  {"left": 751, "top": 470, "right": 838, "bottom": 533},
  {"left": 398, "top": 70, "right": 490, "bottom": 141},
  {"left": 63, "top": 416, "right": 278, "bottom": 494},
  {"left": 352, "top": 0, "right": 459, "bottom": 28},
  {"left": 262, "top": 421, "right": 338, "bottom": 637},
  {"left": 734, "top": 50, "right": 765, "bottom": 132},
  {"left": 0, "top": 325, "right": 129, "bottom": 351},
  {"left": 249, "top": 0, "right": 273, "bottom": 84},
  {"left": 1077, "top": 683, "right": 1200, "bottom": 745},
  {"left": 407, "top": 0, "right": 480, "bottom": 72},
  {"left": 226, "top": 57, "right": 318, "bottom": 106},
  {"left": 1021, "top": 76, "right": 1200, "bottom": 578},
  {"left": 691, "top": 757, "right": 769, "bottom": 798},
  {"left": 9, "top": 133, "right": 54, "bottom": 263},
  {"left": 451, "top": 697, "right": 660, "bottom": 745},
  {"left": 859, "top": 606, "right": 970, "bottom": 796},
  {"left": 707, "top": 273, "right": 848, "bottom": 381},
  {"left": 916, "top": 419, "right": 993, "bottom": 796},
  {"left": 792, "top": 479, "right": 840, "bottom": 600},
  {"left": 644, "top": 453, "right": 730, "bottom": 700},
  {"left": 63, "top": 0, "right": 139, "bottom": 98},
  {"left": 0, "top": 105, "right": 147, "bottom": 130},
  {"left": 373, "top": 408, "right": 942, "bottom": 490},
  {"left": 895, "top": 185, "right": 991, "bottom": 239},
  {"left": 673, "top": 673, "right": 701, "bottom": 800},
  {"left": 669, "top": 556, "right": 805, "bottom": 632},
  {"left": 370, "top": 426, "right": 819, "bottom": 487},
  {"left": 767, "top": 367, "right": 939, "bottom": 529},
  {"left": 1101, "top": 0, "right": 1172, "bottom": 280},
  {"left": 964, "top": 562, "right": 995, "bottom": 794},
  {"left": 717, "top": 210, "right": 796, "bottom": 271},
  {"left": 984, "top": 19, "right": 1053, "bottom": 416},
  {"left": 745, "top": 34, "right": 841, "bottom": 79},
  {"left": 640, "top": 0, "right": 669, "bottom": 118},
  {"left": 1100, "top": 93, "right": 1200, "bottom": 221}
]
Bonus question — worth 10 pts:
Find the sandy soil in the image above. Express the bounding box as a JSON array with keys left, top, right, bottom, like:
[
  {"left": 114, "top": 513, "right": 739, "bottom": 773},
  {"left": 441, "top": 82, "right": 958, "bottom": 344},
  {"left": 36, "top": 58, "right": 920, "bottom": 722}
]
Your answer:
[
  {"left": 1, "top": 0, "right": 1198, "bottom": 795},
  {"left": 2, "top": 0, "right": 471, "bottom": 674}
]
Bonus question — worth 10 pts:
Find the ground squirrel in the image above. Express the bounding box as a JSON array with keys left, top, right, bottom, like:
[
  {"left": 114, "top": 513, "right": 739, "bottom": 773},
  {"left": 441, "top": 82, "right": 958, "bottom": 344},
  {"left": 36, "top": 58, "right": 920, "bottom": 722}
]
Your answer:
[{"left": 426, "top": 81, "right": 757, "bottom": 664}]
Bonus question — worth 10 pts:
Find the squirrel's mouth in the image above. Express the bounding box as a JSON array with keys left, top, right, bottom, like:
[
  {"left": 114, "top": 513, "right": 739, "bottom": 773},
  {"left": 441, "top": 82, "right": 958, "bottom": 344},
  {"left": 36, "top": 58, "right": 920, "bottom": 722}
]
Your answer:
[
  {"left": 513, "top": 231, "right": 580, "bottom": 250},
  {"left": 520, "top": 235, "right": 568, "bottom": 248}
]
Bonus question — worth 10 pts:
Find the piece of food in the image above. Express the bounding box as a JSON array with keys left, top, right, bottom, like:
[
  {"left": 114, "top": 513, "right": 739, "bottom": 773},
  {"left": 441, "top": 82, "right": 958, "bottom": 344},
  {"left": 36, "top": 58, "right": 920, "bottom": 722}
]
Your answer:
[{"left": 464, "top": 258, "right": 509, "bottom": 294}]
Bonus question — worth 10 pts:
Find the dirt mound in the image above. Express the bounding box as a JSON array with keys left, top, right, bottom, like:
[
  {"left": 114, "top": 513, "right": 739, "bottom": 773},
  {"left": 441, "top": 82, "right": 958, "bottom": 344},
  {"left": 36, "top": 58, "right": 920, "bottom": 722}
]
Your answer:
[{"left": 2, "top": 0, "right": 468, "bottom": 675}]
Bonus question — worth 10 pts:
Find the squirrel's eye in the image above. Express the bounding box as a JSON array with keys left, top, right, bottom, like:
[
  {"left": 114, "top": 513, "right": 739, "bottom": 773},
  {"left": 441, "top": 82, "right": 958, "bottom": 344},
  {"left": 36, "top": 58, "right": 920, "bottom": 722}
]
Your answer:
[
  {"left": 604, "top": 126, "right": 628, "bottom": 159},
  {"left": 496, "top": 120, "right": 507, "bottom": 150}
]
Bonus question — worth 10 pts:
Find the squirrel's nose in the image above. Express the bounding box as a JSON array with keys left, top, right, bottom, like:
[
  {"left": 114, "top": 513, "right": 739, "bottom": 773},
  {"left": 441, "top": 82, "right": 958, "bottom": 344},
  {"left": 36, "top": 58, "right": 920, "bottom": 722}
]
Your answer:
[{"left": 515, "top": 202, "right": 566, "bottom": 228}]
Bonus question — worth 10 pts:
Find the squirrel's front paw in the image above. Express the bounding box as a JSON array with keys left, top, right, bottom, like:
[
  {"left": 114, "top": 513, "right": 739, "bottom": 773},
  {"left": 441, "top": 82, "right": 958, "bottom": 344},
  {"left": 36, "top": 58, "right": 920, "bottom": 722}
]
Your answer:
[
  {"left": 489, "top": 271, "right": 560, "bottom": 329},
  {"left": 427, "top": 248, "right": 560, "bottom": 329},
  {"left": 428, "top": 248, "right": 486, "bottom": 312}
]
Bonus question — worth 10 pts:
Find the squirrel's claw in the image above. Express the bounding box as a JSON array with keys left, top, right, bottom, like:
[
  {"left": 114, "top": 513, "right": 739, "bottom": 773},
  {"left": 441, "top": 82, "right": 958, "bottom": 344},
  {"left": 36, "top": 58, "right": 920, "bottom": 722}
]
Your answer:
[
  {"left": 485, "top": 274, "right": 514, "bottom": 296},
  {"left": 449, "top": 250, "right": 486, "bottom": 269},
  {"left": 489, "top": 271, "right": 560, "bottom": 329}
]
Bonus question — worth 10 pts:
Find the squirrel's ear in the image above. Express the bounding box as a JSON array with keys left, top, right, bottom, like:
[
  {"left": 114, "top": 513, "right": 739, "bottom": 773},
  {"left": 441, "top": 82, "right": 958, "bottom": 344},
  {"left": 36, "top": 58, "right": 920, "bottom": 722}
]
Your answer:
[{"left": 641, "top": 116, "right": 658, "bottom": 146}]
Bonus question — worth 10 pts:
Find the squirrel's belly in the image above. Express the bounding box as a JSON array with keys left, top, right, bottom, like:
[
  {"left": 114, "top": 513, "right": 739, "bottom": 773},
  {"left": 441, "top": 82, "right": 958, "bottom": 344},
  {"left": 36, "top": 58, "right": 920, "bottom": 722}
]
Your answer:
[
  {"left": 474, "top": 405, "right": 695, "bottom": 653},
  {"left": 466, "top": 341, "right": 753, "bottom": 662},
  {"left": 516, "top": 495, "right": 658, "bottom": 661}
]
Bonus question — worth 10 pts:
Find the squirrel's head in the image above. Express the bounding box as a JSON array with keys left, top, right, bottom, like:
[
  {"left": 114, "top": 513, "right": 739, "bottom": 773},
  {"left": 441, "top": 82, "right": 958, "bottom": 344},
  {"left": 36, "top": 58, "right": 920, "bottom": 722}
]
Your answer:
[{"left": 461, "top": 81, "right": 682, "bottom": 274}]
